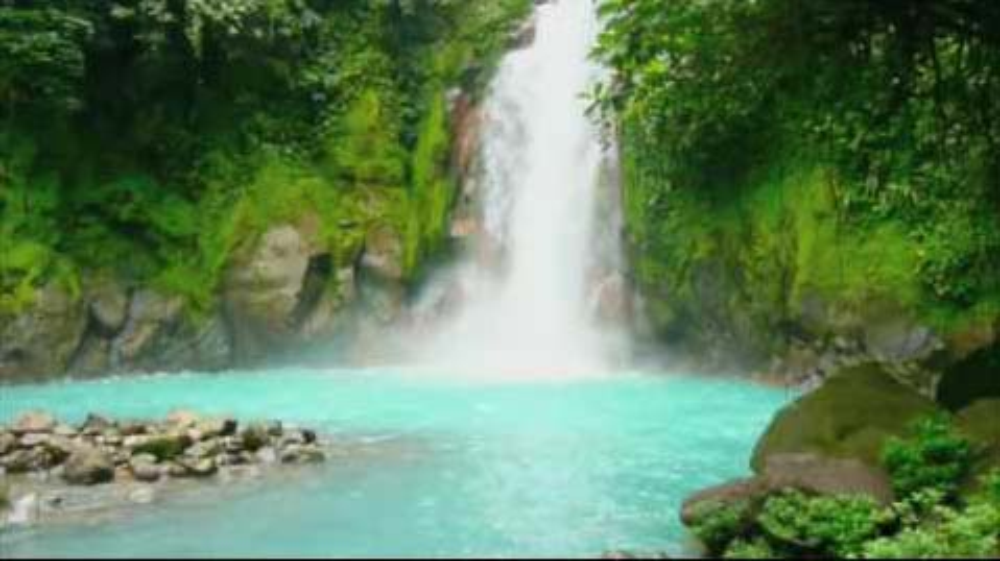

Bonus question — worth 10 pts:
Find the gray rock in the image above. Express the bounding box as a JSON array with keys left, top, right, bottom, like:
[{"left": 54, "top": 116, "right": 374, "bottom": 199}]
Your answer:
[
  {"left": 241, "top": 424, "right": 272, "bottom": 452},
  {"left": 12, "top": 411, "right": 56, "bottom": 435},
  {"left": 176, "top": 457, "right": 217, "bottom": 478},
  {"left": 197, "top": 417, "right": 238, "bottom": 439},
  {"left": 118, "top": 421, "right": 148, "bottom": 436},
  {"left": 130, "top": 454, "right": 162, "bottom": 483},
  {"left": 62, "top": 447, "right": 115, "bottom": 485},
  {"left": 87, "top": 279, "right": 130, "bottom": 335},
  {"left": 224, "top": 224, "right": 315, "bottom": 362},
  {"left": 761, "top": 453, "right": 895, "bottom": 506},
  {"left": 19, "top": 432, "right": 51, "bottom": 449},
  {"left": 360, "top": 225, "right": 405, "bottom": 282},
  {"left": 112, "top": 290, "right": 185, "bottom": 369},
  {"left": 0, "top": 431, "right": 17, "bottom": 455},
  {"left": 185, "top": 440, "right": 222, "bottom": 459},
  {"left": 0, "top": 285, "right": 88, "bottom": 381},
  {"left": 166, "top": 410, "right": 201, "bottom": 429},
  {"left": 80, "top": 413, "right": 115, "bottom": 436},
  {"left": 255, "top": 447, "right": 278, "bottom": 465},
  {"left": 1, "top": 449, "right": 37, "bottom": 473},
  {"left": 53, "top": 424, "right": 78, "bottom": 438},
  {"left": 280, "top": 444, "right": 325, "bottom": 464}
]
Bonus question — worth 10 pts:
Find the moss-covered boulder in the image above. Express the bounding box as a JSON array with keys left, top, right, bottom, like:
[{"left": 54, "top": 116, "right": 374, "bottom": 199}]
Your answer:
[
  {"left": 751, "top": 363, "right": 939, "bottom": 471},
  {"left": 938, "top": 345, "right": 1000, "bottom": 411},
  {"left": 956, "top": 398, "right": 1000, "bottom": 489}
]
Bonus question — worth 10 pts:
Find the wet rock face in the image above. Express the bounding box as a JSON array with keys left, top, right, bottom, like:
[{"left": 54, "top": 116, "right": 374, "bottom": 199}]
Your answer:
[
  {"left": 751, "top": 363, "right": 938, "bottom": 470},
  {"left": 224, "top": 223, "right": 350, "bottom": 364},
  {"left": 62, "top": 447, "right": 115, "bottom": 485},
  {"left": 0, "top": 285, "right": 87, "bottom": 381}
]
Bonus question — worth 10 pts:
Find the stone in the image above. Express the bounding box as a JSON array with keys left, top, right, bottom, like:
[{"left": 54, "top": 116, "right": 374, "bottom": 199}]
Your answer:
[
  {"left": 0, "top": 431, "right": 17, "bottom": 455},
  {"left": 0, "top": 284, "right": 88, "bottom": 381},
  {"left": 255, "top": 447, "right": 278, "bottom": 465},
  {"left": 761, "top": 453, "right": 895, "bottom": 506},
  {"left": 80, "top": 413, "right": 115, "bottom": 436},
  {"left": 43, "top": 436, "right": 75, "bottom": 464},
  {"left": 18, "top": 432, "right": 51, "bottom": 449},
  {"left": 937, "top": 345, "right": 1000, "bottom": 411},
  {"left": 280, "top": 444, "right": 325, "bottom": 464},
  {"left": 130, "top": 454, "right": 162, "bottom": 483},
  {"left": 224, "top": 224, "right": 315, "bottom": 362},
  {"left": 751, "top": 363, "right": 939, "bottom": 471},
  {"left": 681, "top": 478, "right": 764, "bottom": 526},
  {"left": 185, "top": 440, "right": 222, "bottom": 459},
  {"left": 12, "top": 411, "right": 56, "bottom": 435},
  {"left": 1, "top": 449, "right": 37, "bottom": 474},
  {"left": 113, "top": 289, "right": 185, "bottom": 369},
  {"left": 176, "top": 457, "right": 217, "bottom": 478},
  {"left": 956, "top": 398, "right": 1000, "bottom": 488},
  {"left": 86, "top": 278, "right": 130, "bottom": 336},
  {"left": 99, "top": 431, "right": 123, "bottom": 447},
  {"left": 130, "top": 434, "right": 192, "bottom": 461},
  {"left": 118, "top": 421, "right": 148, "bottom": 436},
  {"left": 508, "top": 16, "right": 537, "bottom": 49},
  {"left": 360, "top": 225, "right": 405, "bottom": 282},
  {"left": 166, "top": 410, "right": 201, "bottom": 429},
  {"left": 62, "top": 446, "right": 115, "bottom": 485},
  {"left": 197, "top": 417, "right": 238, "bottom": 439},
  {"left": 53, "top": 424, "right": 78, "bottom": 438},
  {"left": 241, "top": 424, "right": 271, "bottom": 452}
]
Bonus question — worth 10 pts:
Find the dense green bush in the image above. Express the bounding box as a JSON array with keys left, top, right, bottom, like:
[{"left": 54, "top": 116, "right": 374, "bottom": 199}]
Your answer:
[
  {"left": 686, "top": 500, "right": 752, "bottom": 556},
  {"left": 758, "top": 491, "right": 887, "bottom": 557},
  {"left": 882, "top": 415, "right": 975, "bottom": 502},
  {"left": 594, "top": 0, "right": 1000, "bottom": 354},
  {"left": 683, "top": 418, "right": 999, "bottom": 559},
  {"left": 0, "top": 0, "right": 531, "bottom": 316}
]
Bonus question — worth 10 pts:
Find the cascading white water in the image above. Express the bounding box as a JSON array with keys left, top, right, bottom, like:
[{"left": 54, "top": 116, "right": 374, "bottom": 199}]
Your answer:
[{"left": 413, "top": 0, "right": 625, "bottom": 378}]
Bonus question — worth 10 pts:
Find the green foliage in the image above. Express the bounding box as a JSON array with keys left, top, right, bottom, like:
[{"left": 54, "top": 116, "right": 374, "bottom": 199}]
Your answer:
[
  {"left": 597, "top": 0, "right": 1000, "bottom": 355},
  {"left": 723, "top": 538, "right": 776, "bottom": 560},
  {"left": 0, "top": 0, "right": 531, "bottom": 314},
  {"left": 687, "top": 500, "right": 752, "bottom": 556},
  {"left": 882, "top": 415, "right": 976, "bottom": 502},
  {"left": 862, "top": 501, "right": 1000, "bottom": 559},
  {"left": 758, "top": 491, "right": 887, "bottom": 557}
]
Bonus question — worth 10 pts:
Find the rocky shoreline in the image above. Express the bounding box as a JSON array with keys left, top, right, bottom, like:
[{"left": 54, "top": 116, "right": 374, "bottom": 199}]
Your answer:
[{"left": 0, "top": 410, "right": 329, "bottom": 527}]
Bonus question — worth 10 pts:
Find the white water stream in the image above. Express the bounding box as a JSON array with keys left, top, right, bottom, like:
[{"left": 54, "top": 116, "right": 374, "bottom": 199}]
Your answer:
[{"left": 412, "top": 0, "right": 626, "bottom": 378}]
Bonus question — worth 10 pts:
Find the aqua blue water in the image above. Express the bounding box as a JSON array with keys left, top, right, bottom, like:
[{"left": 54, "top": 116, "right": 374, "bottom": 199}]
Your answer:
[{"left": 0, "top": 368, "right": 790, "bottom": 558}]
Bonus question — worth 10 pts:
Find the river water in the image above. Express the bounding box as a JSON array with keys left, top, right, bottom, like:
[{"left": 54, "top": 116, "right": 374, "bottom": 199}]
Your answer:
[{"left": 1, "top": 368, "right": 787, "bottom": 557}]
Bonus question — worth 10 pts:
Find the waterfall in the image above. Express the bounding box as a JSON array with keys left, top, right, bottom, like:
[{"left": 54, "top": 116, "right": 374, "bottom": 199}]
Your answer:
[{"left": 411, "top": 0, "right": 626, "bottom": 378}]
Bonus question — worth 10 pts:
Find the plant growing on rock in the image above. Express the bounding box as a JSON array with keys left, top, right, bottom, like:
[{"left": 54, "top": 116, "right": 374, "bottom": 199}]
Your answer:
[
  {"left": 757, "top": 490, "right": 888, "bottom": 558},
  {"left": 882, "top": 415, "right": 975, "bottom": 502},
  {"left": 686, "top": 499, "right": 753, "bottom": 556}
]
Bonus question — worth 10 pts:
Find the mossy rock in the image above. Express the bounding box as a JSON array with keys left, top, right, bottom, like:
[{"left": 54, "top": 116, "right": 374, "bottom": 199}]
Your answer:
[
  {"left": 937, "top": 345, "right": 1000, "bottom": 411},
  {"left": 751, "top": 363, "right": 940, "bottom": 472},
  {"left": 956, "top": 399, "right": 1000, "bottom": 490},
  {"left": 131, "top": 434, "right": 191, "bottom": 461}
]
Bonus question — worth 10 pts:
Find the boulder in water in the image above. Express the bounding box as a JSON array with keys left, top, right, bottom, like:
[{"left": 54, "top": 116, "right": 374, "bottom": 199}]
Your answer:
[
  {"left": 12, "top": 411, "right": 56, "bottom": 435},
  {"left": 62, "top": 446, "right": 115, "bottom": 485},
  {"left": 751, "top": 363, "right": 938, "bottom": 470}
]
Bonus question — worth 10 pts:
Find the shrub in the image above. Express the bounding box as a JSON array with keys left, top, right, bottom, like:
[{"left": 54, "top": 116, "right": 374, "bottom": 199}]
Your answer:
[
  {"left": 687, "top": 500, "right": 752, "bottom": 556},
  {"left": 882, "top": 415, "right": 975, "bottom": 501},
  {"left": 724, "top": 538, "right": 777, "bottom": 559},
  {"left": 862, "top": 501, "right": 1000, "bottom": 559},
  {"left": 758, "top": 490, "right": 887, "bottom": 557}
]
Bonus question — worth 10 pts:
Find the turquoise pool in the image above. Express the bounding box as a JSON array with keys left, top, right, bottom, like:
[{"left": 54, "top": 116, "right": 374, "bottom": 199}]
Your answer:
[{"left": 0, "top": 368, "right": 790, "bottom": 558}]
